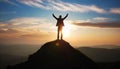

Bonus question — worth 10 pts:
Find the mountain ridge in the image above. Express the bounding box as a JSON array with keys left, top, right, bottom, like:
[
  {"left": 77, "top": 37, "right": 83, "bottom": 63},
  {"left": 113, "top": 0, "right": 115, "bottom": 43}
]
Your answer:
[
  {"left": 78, "top": 47, "right": 120, "bottom": 62},
  {"left": 7, "top": 40, "right": 98, "bottom": 69}
]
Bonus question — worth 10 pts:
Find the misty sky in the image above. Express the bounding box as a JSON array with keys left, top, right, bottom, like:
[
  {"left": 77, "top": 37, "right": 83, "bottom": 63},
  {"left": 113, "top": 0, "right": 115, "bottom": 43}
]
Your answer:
[{"left": 0, "top": 0, "right": 120, "bottom": 47}]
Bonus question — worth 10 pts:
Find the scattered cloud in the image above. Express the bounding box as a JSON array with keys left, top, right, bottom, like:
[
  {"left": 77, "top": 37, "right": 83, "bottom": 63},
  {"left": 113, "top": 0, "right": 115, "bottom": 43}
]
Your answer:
[
  {"left": 93, "top": 17, "right": 111, "bottom": 21},
  {"left": 110, "top": 8, "right": 120, "bottom": 14},
  {"left": 72, "top": 17, "right": 112, "bottom": 24},
  {"left": 20, "top": 32, "right": 53, "bottom": 38},
  {"left": 47, "top": 0, "right": 106, "bottom": 13},
  {"left": 1, "top": 0, "right": 103, "bottom": 13},
  {"left": 0, "top": 17, "right": 55, "bottom": 35},
  {"left": 73, "top": 22, "right": 120, "bottom": 28},
  {"left": 0, "top": 23, "right": 6, "bottom": 26},
  {"left": 0, "top": 17, "right": 56, "bottom": 44},
  {"left": 21, "top": 34, "right": 43, "bottom": 38},
  {"left": 0, "top": 0, "right": 18, "bottom": 6},
  {"left": 17, "top": 0, "right": 46, "bottom": 8},
  {"left": 0, "top": 17, "right": 53, "bottom": 30},
  {"left": 1, "top": 0, "right": 120, "bottom": 14},
  {"left": 0, "top": 28, "right": 19, "bottom": 34}
]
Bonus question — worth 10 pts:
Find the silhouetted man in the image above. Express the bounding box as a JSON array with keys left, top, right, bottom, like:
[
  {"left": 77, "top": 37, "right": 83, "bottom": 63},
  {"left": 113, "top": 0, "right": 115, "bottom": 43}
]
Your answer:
[{"left": 52, "top": 13, "right": 68, "bottom": 40}]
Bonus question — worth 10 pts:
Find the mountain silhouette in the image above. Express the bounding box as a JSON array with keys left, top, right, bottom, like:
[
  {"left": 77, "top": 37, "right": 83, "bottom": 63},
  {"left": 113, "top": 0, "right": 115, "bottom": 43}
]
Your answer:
[
  {"left": 78, "top": 47, "right": 120, "bottom": 62},
  {"left": 7, "top": 40, "right": 98, "bottom": 69}
]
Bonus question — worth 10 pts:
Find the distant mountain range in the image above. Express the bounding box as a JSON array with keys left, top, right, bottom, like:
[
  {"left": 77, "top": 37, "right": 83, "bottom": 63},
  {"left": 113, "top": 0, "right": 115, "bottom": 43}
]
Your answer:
[
  {"left": 78, "top": 46, "right": 120, "bottom": 62},
  {"left": 91, "top": 45, "right": 120, "bottom": 49}
]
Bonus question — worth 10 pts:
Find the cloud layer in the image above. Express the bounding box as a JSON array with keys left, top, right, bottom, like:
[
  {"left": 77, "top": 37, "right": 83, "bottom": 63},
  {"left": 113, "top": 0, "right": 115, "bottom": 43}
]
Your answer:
[
  {"left": 0, "top": 17, "right": 52, "bottom": 29},
  {"left": 0, "top": 17, "right": 56, "bottom": 44},
  {"left": 1, "top": 0, "right": 120, "bottom": 14},
  {"left": 110, "top": 8, "right": 120, "bottom": 14},
  {"left": 0, "top": 0, "right": 18, "bottom": 6},
  {"left": 18, "top": 0, "right": 106, "bottom": 13},
  {"left": 0, "top": 28, "right": 19, "bottom": 34},
  {"left": 0, "top": 0, "right": 106, "bottom": 13},
  {"left": 0, "top": 18, "right": 54, "bottom": 35},
  {"left": 73, "top": 22, "right": 120, "bottom": 28}
]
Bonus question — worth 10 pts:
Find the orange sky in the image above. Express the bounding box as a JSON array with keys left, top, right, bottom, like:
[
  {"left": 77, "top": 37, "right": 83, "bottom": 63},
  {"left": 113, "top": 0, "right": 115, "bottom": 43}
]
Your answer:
[{"left": 0, "top": 17, "right": 120, "bottom": 47}]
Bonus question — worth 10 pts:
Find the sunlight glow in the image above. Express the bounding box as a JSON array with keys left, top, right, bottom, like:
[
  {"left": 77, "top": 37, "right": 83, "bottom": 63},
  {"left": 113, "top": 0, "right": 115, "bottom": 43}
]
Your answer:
[
  {"left": 55, "top": 42, "right": 60, "bottom": 46},
  {"left": 62, "top": 21, "right": 73, "bottom": 38}
]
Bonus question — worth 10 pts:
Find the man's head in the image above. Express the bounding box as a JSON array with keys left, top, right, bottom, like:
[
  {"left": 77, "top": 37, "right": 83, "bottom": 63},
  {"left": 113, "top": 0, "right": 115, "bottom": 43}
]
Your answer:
[{"left": 59, "top": 15, "right": 62, "bottom": 18}]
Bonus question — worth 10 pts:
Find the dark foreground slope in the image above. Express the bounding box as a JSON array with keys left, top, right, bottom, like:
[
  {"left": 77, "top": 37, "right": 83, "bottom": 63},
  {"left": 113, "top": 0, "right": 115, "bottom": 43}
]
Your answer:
[{"left": 7, "top": 40, "right": 98, "bottom": 69}]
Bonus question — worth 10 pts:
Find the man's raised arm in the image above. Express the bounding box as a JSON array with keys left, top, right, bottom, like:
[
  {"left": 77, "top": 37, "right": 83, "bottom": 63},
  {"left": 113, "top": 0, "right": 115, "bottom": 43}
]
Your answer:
[
  {"left": 63, "top": 13, "right": 68, "bottom": 20},
  {"left": 52, "top": 14, "right": 58, "bottom": 20}
]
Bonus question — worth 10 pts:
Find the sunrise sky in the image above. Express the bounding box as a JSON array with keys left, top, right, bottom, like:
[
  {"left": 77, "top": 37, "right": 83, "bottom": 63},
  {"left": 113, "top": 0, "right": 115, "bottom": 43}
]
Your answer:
[{"left": 0, "top": 0, "right": 120, "bottom": 47}]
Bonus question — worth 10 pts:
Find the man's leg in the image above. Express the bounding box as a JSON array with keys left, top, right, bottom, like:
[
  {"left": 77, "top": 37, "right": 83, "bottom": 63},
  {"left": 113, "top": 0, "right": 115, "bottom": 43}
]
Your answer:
[
  {"left": 57, "top": 27, "right": 59, "bottom": 40},
  {"left": 61, "top": 31, "right": 63, "bottom": 40},
  {"left": 60, "top": 27, "right": 63, "bottom": 40}
]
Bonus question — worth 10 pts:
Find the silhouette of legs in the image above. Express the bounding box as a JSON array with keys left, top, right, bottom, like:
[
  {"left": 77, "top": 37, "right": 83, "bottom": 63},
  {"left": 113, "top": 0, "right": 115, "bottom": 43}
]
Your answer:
[
  {"left": 61, "top": 30, "right": 63, "bottom": 40},
  {"left": 57, "top": 26, "right": 63, "bottom": 40},
  {"left": 57, "top": 28, "right": 59, "bottom": 40}
]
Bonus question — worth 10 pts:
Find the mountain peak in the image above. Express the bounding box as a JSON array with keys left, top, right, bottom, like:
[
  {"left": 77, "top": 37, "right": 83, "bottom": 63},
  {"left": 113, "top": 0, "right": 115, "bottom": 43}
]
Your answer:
[{"left": 7, "top": 40, "right": 98, "bottom": 69}]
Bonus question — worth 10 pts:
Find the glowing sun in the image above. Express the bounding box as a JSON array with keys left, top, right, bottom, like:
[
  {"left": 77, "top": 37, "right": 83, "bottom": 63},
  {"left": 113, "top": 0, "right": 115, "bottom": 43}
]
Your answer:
[{"left": 62, "top": 21, "right": 73, "bottom": 38}]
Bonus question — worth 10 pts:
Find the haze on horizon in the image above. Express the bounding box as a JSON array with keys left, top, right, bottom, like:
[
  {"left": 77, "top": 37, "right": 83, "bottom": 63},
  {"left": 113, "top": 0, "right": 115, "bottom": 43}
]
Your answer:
[{"left": 0, "top": 0, "right": 120, "bottom": 47}]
